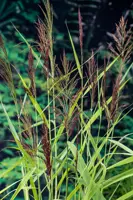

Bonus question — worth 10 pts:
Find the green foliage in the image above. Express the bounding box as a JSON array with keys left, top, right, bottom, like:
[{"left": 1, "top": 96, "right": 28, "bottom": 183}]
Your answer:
[{"left": 0, "top": 1, "right": 133, "bottom": 200}]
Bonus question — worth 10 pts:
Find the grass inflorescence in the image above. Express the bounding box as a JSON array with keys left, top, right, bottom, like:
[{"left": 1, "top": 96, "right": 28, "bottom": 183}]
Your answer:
[{"left": 0, "top": 1, "right": 133, "bottom": 200}]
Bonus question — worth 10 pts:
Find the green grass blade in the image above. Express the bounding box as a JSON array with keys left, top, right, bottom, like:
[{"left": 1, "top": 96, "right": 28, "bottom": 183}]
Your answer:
[
  {"left": 103, "top": 168, "right": 133, "bottom": 189},
  {"left": 83, "top": 79, "right": 129, "bottom": 134},
  {"left": 1, "top": 103, "right": 20, "bottom": 141},
  {"left": 11, "top": 168, "right": 36, "bottom": 200},
  {"left": 57, "top": 168, "right": 70, "bottom": 191},
  {"left": 0, "top": 158, "right": 23, "bottom": 179},
  {"left": 13, "top": 25, "right": 54, "bottom": 79},
  {"left": 0, "top": 180, "right": 20, "bottom": 195},
  {"left": 2, "top": 103, "right": 35, "bottom": 165},
  {"left": 109, "top": 139, "right": 133, "bottom": 155},
  {"left": 83, "top": 56, "right": 119, "bottom": 97},
  {"left": 121, "top": 62, "right": 133, "bottom": 83},
  {"left": 116, "top": 190, "right": 133, "bottom": 200},
  {"left": 68, "top": 141, "right": 90, "bottom": 185},
  {"left": 67, "top": 184, "right": 81, "bottom": 200},
  {"left": 67, "top": 25, "right": 82, "bottom": 79},
  {"left": 107, "top": 156, "right": 133, "bottom": 170},
  {"left": 17, "top": 71, "right": 49, "bottom": 128},
  {"left": 30, "top": 177, "right": 39, "bottom": 200}
]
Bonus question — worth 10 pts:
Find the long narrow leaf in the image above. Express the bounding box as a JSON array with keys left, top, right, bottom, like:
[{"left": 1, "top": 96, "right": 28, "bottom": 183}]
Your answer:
[
  {"left": 11, "top": 168, "right": 36, "bottom": 200},
  {"left": 17, "top": 71, "right": 49, "bottom": 128},
  {"left": 67, "top": 24, "right": 82, "bottom": 79}
]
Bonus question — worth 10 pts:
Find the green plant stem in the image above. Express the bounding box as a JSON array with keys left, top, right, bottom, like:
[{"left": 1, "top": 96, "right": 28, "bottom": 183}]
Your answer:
[
  {"left": 47, "top": 77, "right": 53, "bottom": 200},
  {"left": 65, "top": 131, "right": 69, "bottom": 199},
  {"left": 21, "top": 165, "right": 29, "bottom": 200},
  {"left": 48, "top": 15, "right": 57, "bottom": 200},
  {"left": 81, "top": 47, "right": 84, "bottom": 147},
  {"left": 34, "top": 99, "right": 42, "bottom": 200}
]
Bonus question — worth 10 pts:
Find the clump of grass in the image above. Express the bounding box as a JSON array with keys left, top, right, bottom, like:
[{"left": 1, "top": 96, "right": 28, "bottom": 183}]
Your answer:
[{"left": 0, "top": 1, "right": 133, "bottom": 200}]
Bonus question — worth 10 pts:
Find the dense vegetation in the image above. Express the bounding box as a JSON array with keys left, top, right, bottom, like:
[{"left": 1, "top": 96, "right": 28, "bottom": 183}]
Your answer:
[{"left": 0, "top": 0, "right": 133, "bottom": 199}]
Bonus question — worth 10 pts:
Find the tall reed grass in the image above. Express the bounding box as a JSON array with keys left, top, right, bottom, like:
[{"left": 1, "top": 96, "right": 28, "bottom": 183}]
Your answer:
[{"left": 0, "top": 1, "right": 133, "bottom": 199}]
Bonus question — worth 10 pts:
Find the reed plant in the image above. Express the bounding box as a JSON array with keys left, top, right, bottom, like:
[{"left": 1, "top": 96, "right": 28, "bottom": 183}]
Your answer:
[{"left": 0, "top": 1, "right": 133, "bottom": 199}]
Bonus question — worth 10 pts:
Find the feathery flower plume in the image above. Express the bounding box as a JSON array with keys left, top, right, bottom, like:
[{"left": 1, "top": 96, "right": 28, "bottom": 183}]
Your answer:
[
  {"left": 109, "top": 16, "right": 132, "bottom": 63},
  {"left": 28, "top": 48, "right": 36, "bottom": 97},
  {"left": 110, "top": 72, "right": 122, "bottom": 122},
  {"left": 107, "top": 17, "right": 132, "bottom": 125},
  {"left": 87, "top": 51, "right": 97, "bottom": 108},
  {"left": 36, "top": 19, "right": 50, "bottom": 78},
  {"left": 0, "top": 35, "right": 16, "bottom": 101},
  {"left": 78, "top": 8, "right": 83, "bottom": 50},
  {"left": 42, "top": 124, "right": 51, "bottom": 176}
]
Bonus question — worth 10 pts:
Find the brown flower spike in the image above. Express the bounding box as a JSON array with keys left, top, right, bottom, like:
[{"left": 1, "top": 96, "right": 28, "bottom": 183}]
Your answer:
[{"left": 42, "top": 124, "right": 51, "bottom": 176}]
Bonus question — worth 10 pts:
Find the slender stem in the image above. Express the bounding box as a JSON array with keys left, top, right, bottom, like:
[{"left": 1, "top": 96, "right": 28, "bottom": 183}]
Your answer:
[
  {"left": 65, "top": 130, "right": 69, "bottom": 199},
  {"left": 48, "top": 10, "right": 57, "bottom": 198},
  {"left": 21, "top": 164, "right": 29, "bottom": 200},
  {"left": 34, "top": 98, "right": 42, "bottom": 200},
  {"left": 47, "top": 77, "right": 53, "bottom": 200},
  {"left": 80, "top": 46, "right": 84, "bottom": 147}
]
